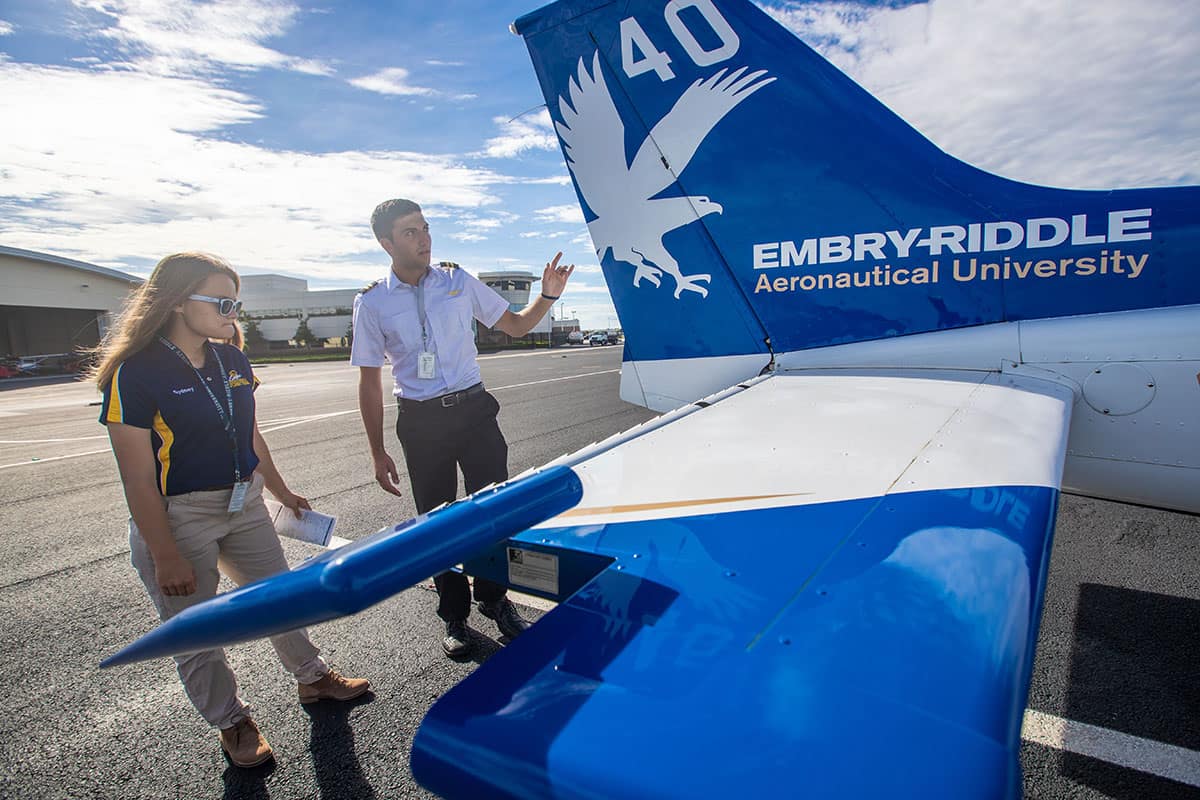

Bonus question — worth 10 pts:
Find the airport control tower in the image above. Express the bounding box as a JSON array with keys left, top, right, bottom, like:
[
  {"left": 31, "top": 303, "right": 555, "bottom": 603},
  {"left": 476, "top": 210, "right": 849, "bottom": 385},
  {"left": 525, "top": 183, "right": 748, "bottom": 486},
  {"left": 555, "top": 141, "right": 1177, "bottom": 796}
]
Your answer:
[{"left": 478, "top": 270, "right": 552, "bottom": 345}]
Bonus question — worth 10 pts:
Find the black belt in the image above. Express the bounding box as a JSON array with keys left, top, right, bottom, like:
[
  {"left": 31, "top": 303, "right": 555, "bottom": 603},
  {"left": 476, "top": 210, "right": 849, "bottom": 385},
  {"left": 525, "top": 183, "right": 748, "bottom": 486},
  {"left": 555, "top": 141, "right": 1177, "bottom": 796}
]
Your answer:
[{"left": 399, "top": 383, "right": 485, "bottom": 411}]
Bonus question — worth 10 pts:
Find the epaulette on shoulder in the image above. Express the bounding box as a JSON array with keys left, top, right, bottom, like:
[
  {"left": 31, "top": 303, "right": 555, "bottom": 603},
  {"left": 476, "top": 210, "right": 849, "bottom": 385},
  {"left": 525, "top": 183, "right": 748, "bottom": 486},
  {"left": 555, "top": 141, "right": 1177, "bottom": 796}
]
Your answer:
[
  {"left": 358, "top": 278, "right": 383, "bottom": 295},
  {"left": 438, "top": 261, "right": 459, "bottom": 271}
]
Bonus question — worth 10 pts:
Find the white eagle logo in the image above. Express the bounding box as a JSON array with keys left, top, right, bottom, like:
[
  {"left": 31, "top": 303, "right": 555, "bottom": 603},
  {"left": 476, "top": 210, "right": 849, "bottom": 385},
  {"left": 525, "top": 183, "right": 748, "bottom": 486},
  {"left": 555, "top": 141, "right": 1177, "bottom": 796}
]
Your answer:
[{"left": 555, "top": 52, "right": 774, "bottom": 299}]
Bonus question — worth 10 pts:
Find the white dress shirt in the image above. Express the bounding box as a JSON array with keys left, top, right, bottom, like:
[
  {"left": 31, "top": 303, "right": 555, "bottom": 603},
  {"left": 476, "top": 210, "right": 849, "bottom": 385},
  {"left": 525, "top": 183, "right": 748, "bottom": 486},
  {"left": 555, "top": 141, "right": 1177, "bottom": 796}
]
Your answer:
[{"left": 350, "top": 265, "right": 509, "bottom": 400}]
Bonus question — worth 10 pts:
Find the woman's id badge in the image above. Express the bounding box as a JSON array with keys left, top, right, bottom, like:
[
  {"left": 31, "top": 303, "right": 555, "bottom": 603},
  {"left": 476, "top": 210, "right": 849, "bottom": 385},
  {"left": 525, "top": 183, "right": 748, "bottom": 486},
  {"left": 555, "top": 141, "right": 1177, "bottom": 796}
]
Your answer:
[
  {"left": 417, "top": 351, "right": 437, "bottom": 379},
  {"left": 227, "top": 480, "right": 250, "bottom": 513}
]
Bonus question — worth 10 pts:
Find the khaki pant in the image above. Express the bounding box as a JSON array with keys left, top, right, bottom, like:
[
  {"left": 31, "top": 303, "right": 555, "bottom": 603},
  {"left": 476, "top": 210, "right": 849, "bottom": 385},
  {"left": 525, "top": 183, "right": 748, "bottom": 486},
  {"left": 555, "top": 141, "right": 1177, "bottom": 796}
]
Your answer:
[{"left": 130, "top": 472, "right": 328, "bottom": 729}]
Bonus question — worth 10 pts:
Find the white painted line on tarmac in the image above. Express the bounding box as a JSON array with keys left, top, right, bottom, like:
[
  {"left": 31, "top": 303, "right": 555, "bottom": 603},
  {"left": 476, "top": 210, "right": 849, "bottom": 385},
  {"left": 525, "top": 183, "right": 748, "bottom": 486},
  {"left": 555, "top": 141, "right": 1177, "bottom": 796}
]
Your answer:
[
  {"left": 0, "top": 369, "right": 622, "bottom": 469},
  {"left": 1022, "top": 709, "right": 1200, "bottom": 787},
  {"left": 0, "top": 434, "right": 108, "bottom": 443},
  {"left": 479, "top": 347, "right": 619, "bottom": 361},
  {"left": 259, "top": 411, "right": 355, "bottom": 434},
  {"left": 491, "top": 369, "right": 619, "bottom": 392},
  {"left": 0, "top": 447, "right": 112, "bottom": 470}
]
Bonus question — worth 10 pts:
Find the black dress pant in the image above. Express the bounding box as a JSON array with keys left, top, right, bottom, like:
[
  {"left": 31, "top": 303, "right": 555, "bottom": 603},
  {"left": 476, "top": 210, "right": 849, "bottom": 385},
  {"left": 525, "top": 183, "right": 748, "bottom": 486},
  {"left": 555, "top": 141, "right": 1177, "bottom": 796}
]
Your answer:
[{"left": 395, "top": 389, "right": 509, "bottom": 622}]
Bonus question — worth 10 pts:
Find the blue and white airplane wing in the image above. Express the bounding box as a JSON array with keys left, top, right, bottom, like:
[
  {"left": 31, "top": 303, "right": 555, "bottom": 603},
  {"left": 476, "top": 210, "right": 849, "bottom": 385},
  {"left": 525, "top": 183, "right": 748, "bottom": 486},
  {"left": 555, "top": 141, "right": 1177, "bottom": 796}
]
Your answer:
[{"left": 411, "top": 369, "right": 1074, "bottom": 799}]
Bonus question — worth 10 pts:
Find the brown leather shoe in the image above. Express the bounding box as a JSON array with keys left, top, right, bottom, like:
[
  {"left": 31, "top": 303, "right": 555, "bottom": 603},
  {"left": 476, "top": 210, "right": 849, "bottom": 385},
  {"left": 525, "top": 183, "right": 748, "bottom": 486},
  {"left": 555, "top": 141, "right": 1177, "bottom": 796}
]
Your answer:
[
  {"left": 219, "top": 717, "right": 273, "bottom": 768},
  {"left": 298, "top": 669, "right": 370, "bottom": 704}
]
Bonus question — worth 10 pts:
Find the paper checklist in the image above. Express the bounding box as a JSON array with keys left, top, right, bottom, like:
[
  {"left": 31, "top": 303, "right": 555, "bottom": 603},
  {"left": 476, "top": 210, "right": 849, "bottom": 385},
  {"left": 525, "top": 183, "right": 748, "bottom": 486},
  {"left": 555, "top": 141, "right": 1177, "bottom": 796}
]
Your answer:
[{"left": 265, "top": 501, "right": 337, "bottom": 548}]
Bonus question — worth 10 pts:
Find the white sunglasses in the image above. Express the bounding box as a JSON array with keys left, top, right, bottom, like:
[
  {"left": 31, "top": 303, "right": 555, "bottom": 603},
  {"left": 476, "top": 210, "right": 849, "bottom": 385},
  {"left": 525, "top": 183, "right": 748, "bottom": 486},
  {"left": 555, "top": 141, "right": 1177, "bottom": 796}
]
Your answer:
[{"left": 188, "top": 294, "right": 243, "bottom": 317}]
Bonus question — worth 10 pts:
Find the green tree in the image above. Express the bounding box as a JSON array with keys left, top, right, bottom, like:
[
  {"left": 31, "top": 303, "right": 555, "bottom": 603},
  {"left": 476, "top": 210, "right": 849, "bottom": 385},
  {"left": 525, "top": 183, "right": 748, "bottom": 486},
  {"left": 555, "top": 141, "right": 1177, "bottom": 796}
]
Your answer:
[
  {"left": 293, "top": 318, "right": 321, "bottom": 348},
  {"left": 241, "top": 316, "right": 267, "bottom": 353}
]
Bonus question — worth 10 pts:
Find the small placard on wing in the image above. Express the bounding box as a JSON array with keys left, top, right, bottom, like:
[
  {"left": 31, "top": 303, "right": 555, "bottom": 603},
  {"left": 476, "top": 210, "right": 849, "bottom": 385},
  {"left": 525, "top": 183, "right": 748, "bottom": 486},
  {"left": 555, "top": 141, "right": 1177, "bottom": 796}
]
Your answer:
[{"left": 507, "top": 546, "right": 558, "bottom": 595}]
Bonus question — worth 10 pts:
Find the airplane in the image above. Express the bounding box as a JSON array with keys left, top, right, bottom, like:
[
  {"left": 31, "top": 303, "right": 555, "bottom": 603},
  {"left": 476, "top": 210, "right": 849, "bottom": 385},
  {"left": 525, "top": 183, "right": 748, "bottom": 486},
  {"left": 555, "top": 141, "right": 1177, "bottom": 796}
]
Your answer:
[{"left": 101, "top": 0, "right": 1199, "bottom": 797}]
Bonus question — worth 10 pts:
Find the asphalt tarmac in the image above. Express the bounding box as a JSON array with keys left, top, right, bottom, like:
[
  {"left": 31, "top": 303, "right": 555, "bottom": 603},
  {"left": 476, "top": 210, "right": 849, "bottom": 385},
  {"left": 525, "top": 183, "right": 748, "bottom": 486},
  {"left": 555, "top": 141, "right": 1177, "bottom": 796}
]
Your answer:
[{"left": 0, "top": 346, "right": 1196, "bottom": 799}]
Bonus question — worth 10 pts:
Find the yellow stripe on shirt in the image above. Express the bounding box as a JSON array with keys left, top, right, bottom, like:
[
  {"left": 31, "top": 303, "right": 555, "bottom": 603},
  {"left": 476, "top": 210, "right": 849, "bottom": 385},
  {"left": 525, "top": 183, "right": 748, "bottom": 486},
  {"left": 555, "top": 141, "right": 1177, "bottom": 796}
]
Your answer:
[
  {"left": 106, "top": 363, "right": 125, "bottom": 423},
  {"left": 152, "top": 411, "right": 175, "bottom": 495}
]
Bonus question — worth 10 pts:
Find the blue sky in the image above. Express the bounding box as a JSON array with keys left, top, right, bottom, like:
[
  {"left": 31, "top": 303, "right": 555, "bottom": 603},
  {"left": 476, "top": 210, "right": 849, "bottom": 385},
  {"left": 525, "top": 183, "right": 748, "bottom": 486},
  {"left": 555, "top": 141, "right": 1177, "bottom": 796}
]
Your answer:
[{"left": 1, "top": 0, "right": 1196, "bottom": 330}]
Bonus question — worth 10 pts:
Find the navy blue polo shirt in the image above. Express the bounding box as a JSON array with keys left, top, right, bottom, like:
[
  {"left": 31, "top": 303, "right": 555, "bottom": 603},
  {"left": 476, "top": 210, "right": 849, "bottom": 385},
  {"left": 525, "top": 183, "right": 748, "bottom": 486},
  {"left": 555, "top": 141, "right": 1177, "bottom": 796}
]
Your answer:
[{"left": 100, "top": 340, "right": 260, "bottom": 496}]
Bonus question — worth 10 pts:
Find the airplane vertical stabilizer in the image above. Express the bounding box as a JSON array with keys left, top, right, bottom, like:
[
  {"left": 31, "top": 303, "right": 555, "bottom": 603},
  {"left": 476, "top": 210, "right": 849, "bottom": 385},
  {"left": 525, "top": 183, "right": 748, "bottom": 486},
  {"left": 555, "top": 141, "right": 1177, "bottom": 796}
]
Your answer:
[{"left": 514, "top": 0, "right": 1200, "bottom": 409}]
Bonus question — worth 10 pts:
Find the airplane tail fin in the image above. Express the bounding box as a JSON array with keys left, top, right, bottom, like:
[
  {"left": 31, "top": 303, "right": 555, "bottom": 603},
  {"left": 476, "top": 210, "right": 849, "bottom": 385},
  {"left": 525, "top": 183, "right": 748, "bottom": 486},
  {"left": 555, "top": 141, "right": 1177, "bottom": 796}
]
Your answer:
[{"left": 514, "top": 0, "right": 1199, "bottom": 409}]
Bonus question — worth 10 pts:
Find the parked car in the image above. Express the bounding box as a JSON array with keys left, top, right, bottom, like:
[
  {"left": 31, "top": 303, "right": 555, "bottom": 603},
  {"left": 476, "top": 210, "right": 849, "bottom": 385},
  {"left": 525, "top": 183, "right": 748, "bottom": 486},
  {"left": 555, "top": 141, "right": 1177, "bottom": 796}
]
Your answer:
[
  {"left": 567, "top": 331, "right": 584, "bottom": 344},
  {"left": 606, "top": 331, "right": 621, "bottom": 345},
  {"left": 588, "top": 331, "right": 608, "bottom": 346},
  {"left": 14, "top": 353, "right": 78, "bottom": 375}
]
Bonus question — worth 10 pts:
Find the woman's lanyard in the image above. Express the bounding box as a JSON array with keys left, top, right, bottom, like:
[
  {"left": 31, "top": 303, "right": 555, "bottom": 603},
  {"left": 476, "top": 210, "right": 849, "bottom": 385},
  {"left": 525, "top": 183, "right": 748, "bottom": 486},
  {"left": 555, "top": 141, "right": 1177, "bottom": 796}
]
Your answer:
[{"left": 158, "top": 337, "right": 249, "bottom": 512}]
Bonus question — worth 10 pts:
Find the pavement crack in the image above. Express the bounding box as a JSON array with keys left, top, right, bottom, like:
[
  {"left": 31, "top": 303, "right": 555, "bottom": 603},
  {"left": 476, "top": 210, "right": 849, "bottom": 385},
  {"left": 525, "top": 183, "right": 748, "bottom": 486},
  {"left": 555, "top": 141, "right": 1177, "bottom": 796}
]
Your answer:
[{"left": 0, "top": 550, "right": 130, "bottom": 592}]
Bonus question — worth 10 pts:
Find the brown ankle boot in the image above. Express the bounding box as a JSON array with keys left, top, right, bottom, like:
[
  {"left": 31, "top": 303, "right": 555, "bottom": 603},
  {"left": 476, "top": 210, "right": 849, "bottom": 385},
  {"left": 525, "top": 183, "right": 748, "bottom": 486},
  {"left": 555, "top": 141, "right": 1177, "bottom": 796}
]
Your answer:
[
  {"left": 219, "top": 717, "right": 273, "bottom": 768},
  {"left": 298, "top": 669, "right": 370, "bottom": 704}
]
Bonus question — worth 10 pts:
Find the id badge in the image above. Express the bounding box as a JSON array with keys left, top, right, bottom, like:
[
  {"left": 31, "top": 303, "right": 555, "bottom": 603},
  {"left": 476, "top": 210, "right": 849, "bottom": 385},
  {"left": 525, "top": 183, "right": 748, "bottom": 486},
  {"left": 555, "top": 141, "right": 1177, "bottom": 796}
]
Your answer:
[
  {"left": 417, "top": 351, "right": 437, "bottom": 380},
  {"left": 227, "top": 480, "right": 250, "bottom": 513}
]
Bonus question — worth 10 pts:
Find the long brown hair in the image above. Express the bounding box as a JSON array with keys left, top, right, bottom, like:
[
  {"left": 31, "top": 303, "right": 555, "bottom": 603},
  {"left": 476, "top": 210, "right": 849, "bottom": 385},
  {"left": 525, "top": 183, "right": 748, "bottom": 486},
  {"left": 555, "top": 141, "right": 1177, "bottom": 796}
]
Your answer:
[{"left": 91, "top": 252, "right": 244, "bottom": 389}]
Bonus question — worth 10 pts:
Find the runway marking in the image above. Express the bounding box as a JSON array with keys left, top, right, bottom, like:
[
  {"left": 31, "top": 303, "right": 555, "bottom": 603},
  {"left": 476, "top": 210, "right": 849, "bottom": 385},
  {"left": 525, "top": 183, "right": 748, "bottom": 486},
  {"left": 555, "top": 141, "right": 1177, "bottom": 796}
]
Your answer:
[
  {"left": 479, "top": 347, "right": 619, "bottom": 361},
  {"left": 0, "top": 434, "right": 108, "bottom": 443},
  {"left": 259, "top": 411, "right": 354, "bottom": 434},
  {"left": 1022, "top": 709, "right": 1200, "bottom": 787},
  {"left": 0, "top": 369, "right": 621, "bottom": 469},
  {"left": 0, "top": 447, "right": 112, "bottom": 470},
  {"left": 491, "top": 369, "right": 619, "bottom": 391}
]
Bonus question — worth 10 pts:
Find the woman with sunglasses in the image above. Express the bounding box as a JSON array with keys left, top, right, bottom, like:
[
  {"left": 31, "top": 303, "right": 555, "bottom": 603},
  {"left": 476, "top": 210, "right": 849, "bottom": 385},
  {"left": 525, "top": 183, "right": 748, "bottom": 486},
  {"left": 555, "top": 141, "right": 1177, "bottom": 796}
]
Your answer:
[{"left": 92, "top": 252, "right": 369, "bottom": 769}]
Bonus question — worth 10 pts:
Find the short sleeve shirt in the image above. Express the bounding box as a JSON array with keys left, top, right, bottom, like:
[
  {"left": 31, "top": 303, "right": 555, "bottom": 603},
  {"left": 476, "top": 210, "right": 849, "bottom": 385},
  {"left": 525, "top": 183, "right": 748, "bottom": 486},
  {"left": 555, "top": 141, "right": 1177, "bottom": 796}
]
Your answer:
[
  {"left": 350, "top": 265, "right": 509, "bottom": 400},
  {"left": 99, "top": 340, "right": 261, "bottom": 495}
]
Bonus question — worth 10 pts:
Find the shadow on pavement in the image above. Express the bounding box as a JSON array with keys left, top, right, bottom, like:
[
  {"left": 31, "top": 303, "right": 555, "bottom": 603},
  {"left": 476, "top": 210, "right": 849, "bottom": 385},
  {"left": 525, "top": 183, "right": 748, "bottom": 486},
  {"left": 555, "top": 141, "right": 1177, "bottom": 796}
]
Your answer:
[
  {"left": 221, "top": 755, "right": 276, "bottom": 800},
  {"left": 303, "top": 691, "right": 379, "bottom": 800},
  {"left": 1060, "top": 582, "right": 1200, "bottom": 799}
]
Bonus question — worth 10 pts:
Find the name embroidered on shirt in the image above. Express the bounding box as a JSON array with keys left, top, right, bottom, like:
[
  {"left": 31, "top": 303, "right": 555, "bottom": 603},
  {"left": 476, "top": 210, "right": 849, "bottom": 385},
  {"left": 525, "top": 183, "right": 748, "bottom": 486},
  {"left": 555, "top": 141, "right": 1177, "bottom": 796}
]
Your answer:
[{"left": 172, "top": 387, "right": 195, "bottom": 395}]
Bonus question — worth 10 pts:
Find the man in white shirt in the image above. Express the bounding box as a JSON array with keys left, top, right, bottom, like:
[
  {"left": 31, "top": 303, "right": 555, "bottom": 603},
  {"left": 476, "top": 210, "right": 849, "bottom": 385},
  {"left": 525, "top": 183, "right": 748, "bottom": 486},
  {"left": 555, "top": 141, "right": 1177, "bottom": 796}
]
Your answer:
[{"left": 351, "top": 198, "right": 574, "bottom": 657}]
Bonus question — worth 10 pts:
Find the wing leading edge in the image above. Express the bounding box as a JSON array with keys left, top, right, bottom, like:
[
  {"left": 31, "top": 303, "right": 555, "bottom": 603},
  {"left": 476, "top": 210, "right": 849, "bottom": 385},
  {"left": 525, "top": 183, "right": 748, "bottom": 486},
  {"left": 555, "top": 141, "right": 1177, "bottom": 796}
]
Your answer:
[
  {"left": 412, "top": 369, "right": 1074, "bottom": 799},
  {"left": 101, "top": 465, "right": 583, "bottom": 667}
]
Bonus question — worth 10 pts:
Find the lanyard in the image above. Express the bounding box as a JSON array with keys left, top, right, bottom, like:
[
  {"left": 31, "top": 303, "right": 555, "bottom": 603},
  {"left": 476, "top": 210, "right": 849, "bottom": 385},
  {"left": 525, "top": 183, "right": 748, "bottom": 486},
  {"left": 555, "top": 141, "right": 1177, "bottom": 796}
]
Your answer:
[
  {"left": 415, "top": 274, "right": 429, "bottom": 351},
  {"left": 158, "top": 337, "right": 242, "bottom": 482}
]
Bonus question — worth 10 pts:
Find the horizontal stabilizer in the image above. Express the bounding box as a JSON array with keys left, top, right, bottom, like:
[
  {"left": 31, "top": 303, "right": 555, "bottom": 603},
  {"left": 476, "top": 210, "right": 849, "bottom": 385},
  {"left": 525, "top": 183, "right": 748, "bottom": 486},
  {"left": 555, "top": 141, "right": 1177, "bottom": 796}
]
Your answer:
[{"left": 101, "top": 465, "right": 583, "bottom": 667}]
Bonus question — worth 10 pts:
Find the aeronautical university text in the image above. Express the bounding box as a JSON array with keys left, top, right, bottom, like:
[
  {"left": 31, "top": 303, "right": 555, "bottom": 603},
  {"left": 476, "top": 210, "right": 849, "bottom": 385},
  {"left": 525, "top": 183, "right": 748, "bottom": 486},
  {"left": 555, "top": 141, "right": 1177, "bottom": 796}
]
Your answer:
[
  {"left": 752, "top": 248, "right": 1148, "bottom": 294},
  {"left": 751, "top": 209, "right": 1152, "bottom": 270},
  {"left": 750, "top": 208, "right": 1151, "bottom": 294}
]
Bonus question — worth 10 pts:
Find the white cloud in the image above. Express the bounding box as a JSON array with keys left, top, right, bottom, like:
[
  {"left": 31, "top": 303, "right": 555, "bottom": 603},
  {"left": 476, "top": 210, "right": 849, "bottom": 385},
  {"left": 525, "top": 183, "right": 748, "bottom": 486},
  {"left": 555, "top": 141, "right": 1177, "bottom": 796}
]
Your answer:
[
  {"left": 288, "top": 57, "right": 334, "bottom": 77},
  {"left": 348, "top": 67, "right": 435, "bottom": 97},
  {"left": 764, "top": 0, "right": 1200, "bottom": 188},
  {"left": 445, "top": 211, "right": 522, "bottom": 242},
  {"left": 520, "top": 230, "right": 573, "bottom": 239},
  {"left": 0, "top": 20, "right": 14, "bottom": 36},
  {"left": 72, "top": 0, "right": 332, "bottom": 76},
  {"left": 0, "top": 61, "right": 508, "bottom": 281},
  {"left": 523, "top": 175, "right": 571, "bottom": 186},
  {"left": 535, "top": 204, "right": 585, "bottom": 224},
  {"left": 481, "top": 108, "right": 558, "bottom": 158},
  {"left": 425, "top": 59, "right": 463, "bottom": 67},
  {"left": 464, "top": 219, "right": 503, "bottom": 230}
]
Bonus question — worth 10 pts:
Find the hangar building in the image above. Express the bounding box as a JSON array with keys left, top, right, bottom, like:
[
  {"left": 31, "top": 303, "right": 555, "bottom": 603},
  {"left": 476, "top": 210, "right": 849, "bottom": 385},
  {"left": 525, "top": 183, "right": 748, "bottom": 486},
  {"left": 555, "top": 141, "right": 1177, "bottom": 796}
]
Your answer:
[{"left": 0, "top": 245, "right": 140, "bottom": 358}]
